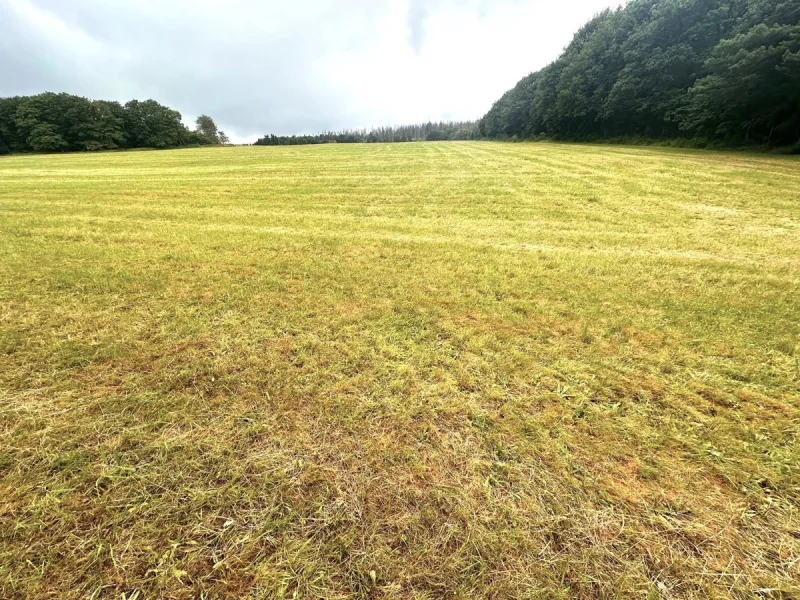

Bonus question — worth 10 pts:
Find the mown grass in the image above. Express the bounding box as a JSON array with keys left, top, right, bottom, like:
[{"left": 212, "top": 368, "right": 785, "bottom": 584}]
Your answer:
[{"left": 0, "top": 142, "right": 798, "bottom": 599}]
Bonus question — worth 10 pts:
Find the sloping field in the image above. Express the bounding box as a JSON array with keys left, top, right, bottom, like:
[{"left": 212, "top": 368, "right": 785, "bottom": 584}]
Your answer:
[{"left": 0, "top": 142, "right": 798, "bottom": 599}]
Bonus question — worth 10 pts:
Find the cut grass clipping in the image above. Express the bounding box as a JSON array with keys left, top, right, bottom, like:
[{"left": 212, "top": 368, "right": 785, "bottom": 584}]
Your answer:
[{"left": 1, "top": 142, "right": 799, "bottom": 599}]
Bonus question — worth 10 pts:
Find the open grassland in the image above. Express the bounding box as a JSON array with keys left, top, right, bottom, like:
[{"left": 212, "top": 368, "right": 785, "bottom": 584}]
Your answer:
[{"left": 0, "top": 142, "right": 798, "bottom": 599}]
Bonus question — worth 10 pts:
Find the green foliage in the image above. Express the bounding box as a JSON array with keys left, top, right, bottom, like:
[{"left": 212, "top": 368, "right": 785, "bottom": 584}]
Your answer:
[
  {"left": 0, "top": 97, "right": 24, "bottom": 152},
  {"left": 0, "top": 92, "right": 222, "bottom": 154},
  {"left": 88, "top": 100, "right": 126, "bottom": 150},
  {"left": 425, "top": 129, "right": 447, "bottom": 141},
  {"left": 194, "top": 114, "right": 220, "bottom": 144},
  {"left": 683, "top": 23, "right": 800, "bottom": 143},
  {"left": 481, "top": 0, "right": 800, "bottom": 146},
  {"left": 10, "top": 93, "right": 124, "bottom": 152},
  {"left": 123, "top": 99, "right": 187, "bottom": 149},
  {"left": 254, "top": 121, "right": 478, "bottom": 145},
  {"left": 26, "top": 123, "right": 68, "bottom": 152}
]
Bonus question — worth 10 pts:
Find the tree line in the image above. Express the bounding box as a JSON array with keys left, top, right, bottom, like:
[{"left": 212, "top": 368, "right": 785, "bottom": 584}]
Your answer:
[
  {"left": 479, "top": 0, "right": 800, "bottom": 147},
  {"left": 254, "top": 121, "right": 478, "bottom": 145},
  {"left": 0, "top": 92, "right": 227, "bottom": 154}
]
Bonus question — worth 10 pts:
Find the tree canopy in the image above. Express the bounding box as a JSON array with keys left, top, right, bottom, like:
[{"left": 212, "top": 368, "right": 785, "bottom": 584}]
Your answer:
[
  {"left": 253, "top": 122, "right": 478, "bottom": 146},
  {"left": 195, "top": 114, "right": 222, "bottom": 144},
  {"left": 0, "top": 93, "right": 222, "bottom": 154},
  {"left": 479, "top": 0, "right": 800, "bottom": 147}
]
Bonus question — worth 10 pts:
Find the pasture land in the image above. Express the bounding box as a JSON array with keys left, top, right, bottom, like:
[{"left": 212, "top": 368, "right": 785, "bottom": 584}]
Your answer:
[{"left": 0, "top": 142, "right": 798, "bottom": 599}]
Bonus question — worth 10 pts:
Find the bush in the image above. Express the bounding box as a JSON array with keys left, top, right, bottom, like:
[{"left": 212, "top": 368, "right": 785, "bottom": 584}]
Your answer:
[{"left": 425, "top": 130, "right": 448, "bottom": 142}]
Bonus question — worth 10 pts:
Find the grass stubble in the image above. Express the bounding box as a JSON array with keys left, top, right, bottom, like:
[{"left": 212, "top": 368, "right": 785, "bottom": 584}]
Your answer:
[{"left": 0, "top": 142, "right": 798, "bottom": 599}]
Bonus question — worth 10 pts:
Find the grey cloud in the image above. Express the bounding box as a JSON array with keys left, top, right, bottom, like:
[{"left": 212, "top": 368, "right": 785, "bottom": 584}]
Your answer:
[
  {"left": 0, "top": 0, "right": 392, "bottom": 139},
  {"left": 407, "top": 0, "right": 431, "bottom": 55}
]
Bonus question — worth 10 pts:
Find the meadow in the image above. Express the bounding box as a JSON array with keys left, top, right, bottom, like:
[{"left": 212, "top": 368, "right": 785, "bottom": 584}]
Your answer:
[{"left": 0, "top": 142, "right": 798, "bottom": 599}]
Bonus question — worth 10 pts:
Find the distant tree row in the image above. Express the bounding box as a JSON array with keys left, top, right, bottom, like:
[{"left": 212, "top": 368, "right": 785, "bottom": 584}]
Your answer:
[
  {"left": 0, "top": 92, "right": 227, "bottom": 154},
  {"left": 254, "top": 121, "right": 478, "bottom": 145},
  {"left": 480, "top": 0, "right": 800, "bottom": 147}
]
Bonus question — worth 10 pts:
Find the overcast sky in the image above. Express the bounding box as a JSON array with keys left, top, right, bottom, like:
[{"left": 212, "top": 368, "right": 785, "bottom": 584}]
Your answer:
[{"left": 0, "top": 0, "right": 619, "bottom": 143}]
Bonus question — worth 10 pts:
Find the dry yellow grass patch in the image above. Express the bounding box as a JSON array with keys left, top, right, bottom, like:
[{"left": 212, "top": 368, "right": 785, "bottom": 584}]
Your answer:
[{"left": 0, "top": 142, "right": 798, "bottom": 599}]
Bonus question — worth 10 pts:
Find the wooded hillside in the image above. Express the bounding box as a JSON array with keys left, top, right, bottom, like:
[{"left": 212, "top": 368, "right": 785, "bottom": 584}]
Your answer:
[{"left": 479, "top": 0, "right": 799, "bottom": 147}]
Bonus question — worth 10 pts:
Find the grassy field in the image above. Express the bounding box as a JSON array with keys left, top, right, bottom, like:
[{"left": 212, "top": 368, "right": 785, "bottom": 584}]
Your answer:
[{"left": 0, "top": 142, "right": 798, "bottom": 599}]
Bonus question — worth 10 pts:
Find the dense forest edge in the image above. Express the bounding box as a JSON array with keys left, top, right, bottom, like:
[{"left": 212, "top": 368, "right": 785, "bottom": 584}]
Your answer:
[
  {"left": 0, "top": 93, "right": 228, "bottom": 154},
  {"left": 478, "top": 0, "right": 799, "bottom": 149},
  {"left": 253, "top": 122, "right": 478, "bottom": 145}
]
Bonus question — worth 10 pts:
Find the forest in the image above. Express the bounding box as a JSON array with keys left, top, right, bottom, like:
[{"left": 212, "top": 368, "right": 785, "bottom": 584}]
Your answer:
[
  {"left": 0, "top": 93, "right": 226, "bottom": 154},
  {"left": 253, "top": 122, "right": 478, "bottom": 145},
  {"left": 0, "top": 93, "right": 477, "bottom": 153},
  {"left": 479, "top": 0, "right": 800, "bottom": 147}
]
